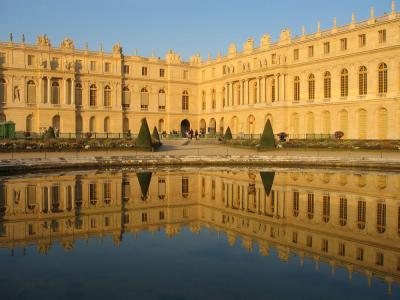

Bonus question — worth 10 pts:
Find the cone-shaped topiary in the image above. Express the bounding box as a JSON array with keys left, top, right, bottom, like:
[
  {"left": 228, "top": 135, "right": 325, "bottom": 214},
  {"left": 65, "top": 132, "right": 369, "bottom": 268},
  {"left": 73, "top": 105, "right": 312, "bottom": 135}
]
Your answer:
[
  {"left": 260, "top": 172, "right": 275, "bottom": 196},
  {"left": 135, "top": 118, "right": 153, "bottom": 150},
  {"left": 45, "top": 126, "right": 56, "bottom": 139},
  {"left": 259, "top": 119, "right": 276, "bottom": 149},
  {"left": 224, "top": 126, "right": 233, "bottom": 140},
  {"left": 152, "top": 126, "right": 161, "bottom": 143},
  {"left": 137, "top": 172, "right": 152, "bottom": 198}
]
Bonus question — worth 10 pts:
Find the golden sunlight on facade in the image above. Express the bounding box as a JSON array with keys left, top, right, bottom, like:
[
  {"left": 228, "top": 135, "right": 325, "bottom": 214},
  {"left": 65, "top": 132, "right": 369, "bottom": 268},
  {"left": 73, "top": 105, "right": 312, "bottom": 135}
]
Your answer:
[{"left": 0, "top": 2, "right": 399, "bottom": 139}]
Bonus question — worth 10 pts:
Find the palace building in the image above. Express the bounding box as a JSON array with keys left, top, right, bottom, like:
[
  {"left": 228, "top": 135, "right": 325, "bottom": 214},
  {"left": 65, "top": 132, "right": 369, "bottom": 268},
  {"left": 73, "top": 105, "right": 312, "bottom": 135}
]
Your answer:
[{"left": 0, "top": 2, "right": 399, "bottom": 139}]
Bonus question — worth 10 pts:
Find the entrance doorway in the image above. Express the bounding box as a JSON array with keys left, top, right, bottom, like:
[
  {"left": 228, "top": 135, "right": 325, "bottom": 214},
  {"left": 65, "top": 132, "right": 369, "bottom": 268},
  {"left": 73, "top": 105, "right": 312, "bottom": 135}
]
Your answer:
[{"left": 180, "top": 119, "right": 190, "bottom": 137}]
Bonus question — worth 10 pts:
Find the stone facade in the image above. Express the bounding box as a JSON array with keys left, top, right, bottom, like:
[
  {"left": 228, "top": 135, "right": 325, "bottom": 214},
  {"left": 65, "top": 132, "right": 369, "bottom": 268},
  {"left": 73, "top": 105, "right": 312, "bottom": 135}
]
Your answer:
[{"left": 0, "top": 3, "right": 399, "bottom": 139}]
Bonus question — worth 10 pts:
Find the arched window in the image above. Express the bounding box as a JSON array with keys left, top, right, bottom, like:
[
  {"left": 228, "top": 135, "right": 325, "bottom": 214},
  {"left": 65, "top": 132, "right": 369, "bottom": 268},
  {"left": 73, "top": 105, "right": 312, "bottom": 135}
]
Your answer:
[
  {"left": 293, "top": 76, "right": 300, "bottom": 102},
  {"left": 0, "top": 78, "right": 6, "bottom": 103},
  {"left": 182, "top": 90, "right": 189, "bottom": 111},
  {"left": 26, "top": 114, "right": 33, "bottom": 133},
  {"left": 123, "top": 117, "right": 129, "bottom": 134},
  {"left": 211, "top": 89, "right": 216, "bottom": 109},
  {"left": 75, "top": 83, "right": 82, "bottom": 106},
  {"left": 201, "top": 91, "right": 206, "bottom": 110},
  {"left": 359, "top": 66, "right": 368, "bottom": 95},
  {"left": 308, "top": 74, "right": 315, "bottom": 100},
  {"left": 52, "top": 115, "right": 60, "bottom": 132},
  {"left": 140, "top": 87, "right": 149, "bottom": 110},
  {"left": 89, "top": 116, "right": 96, "bottom": 133},
  {"left": 377, "top": 108, "right": 388, "bottom": 139},
  {"left": 103, "top": 85, "right": 111, "bottom": 107},
  {"left": 271, "top": 79, "right": 276, "bottom": 102},
  {"left": 90, "top": 84, "right": 97, "bottom": 106},
  {"left": 158, "top": 89, "right": 165, "bottom": 110},
  {"left": 377, "top": 202, "right": 386, "bottom": 233},
  {"left": 358, "top": 109, "right": 368, "bottom": 139},
  {"left": 324, "top": 71, "right": 331, "bottom": 99},
  {"left": 104, "top": 117, "right": 110, "bottom": 133},
  {"left": 340, "top": 69, "right": 348, "bottom": 97},
  {"left": 322, "top": 111, "right": 331, "bottom": 134},
  {"left": 378, "top": 63, "right": 388, "bottom": 94},
  {"left": 122, "top": 86, "right": 130, "bottom": 109},
  {"left": 51, "top": 81, "right": 60, "bottom": 104},
  {"left": 27, "top": 80, "right": 36, "bottom": 104}
]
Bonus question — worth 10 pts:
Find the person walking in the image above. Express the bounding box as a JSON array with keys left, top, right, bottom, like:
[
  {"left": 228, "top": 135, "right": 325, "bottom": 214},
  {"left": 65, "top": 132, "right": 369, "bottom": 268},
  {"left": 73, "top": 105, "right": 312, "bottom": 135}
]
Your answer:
[{"left": 195, "top": 130, "right": 198, "bottom": 140}]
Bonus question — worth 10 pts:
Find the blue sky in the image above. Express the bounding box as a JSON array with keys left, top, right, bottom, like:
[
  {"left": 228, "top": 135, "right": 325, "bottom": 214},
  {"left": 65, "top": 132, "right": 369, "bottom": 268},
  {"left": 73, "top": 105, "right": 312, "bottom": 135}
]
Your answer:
[{"left": 0, "top": 0, "right": 395, "bottom": 60}]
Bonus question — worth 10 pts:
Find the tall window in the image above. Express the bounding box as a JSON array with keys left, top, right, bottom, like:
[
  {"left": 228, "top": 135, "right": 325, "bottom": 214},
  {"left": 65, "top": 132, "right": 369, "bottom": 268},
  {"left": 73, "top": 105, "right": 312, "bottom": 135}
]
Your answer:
[
  {"left": 103, "top": 85, "right": 111, "bottom": 107},
  {"left": 271, "top": 79, "right": 276, "bottom": 102},
  {"left": 357, "top": 199, "right": 366, "bottom": 229},
  {"left": 359, "top": 66, "right": 368, "bottom": 95},
  {"left": 51, "top": 81, "right": 60, "bottom": 104},
  {"left": 340, "top": 38, "right": 348, "bottom": 51},
  {"left": 377, "top": 202, "right": 386, "bottom": 233},
  {"left": 211, "top": 89, "right": 216, "bottom": 109},
  {"left": 378, "top": 29, "right": 387, "bottom": 44},
  {"left": 103, "top": 182, "right": 111, "bottom": 205},
  {"left": 293, "top": 49, "right": 299, "bottom": 61},
  {"left": 201, "top": 91, "right": 206, "bottom": 110},
  {"left": 123, "top": 65, "right": 130, "bottom": 74},
  {"left": 27, "top": 80, "right": 36, "bottom": 104},
  {"left": 339, "top": 197, "right": 347, "bottom": 226},
  {"left": 142, "top": 66, "right": 148, "bottom": 76},
  {"left": 159, "top": 68, "right": 165, "bottom": 78},
  {"left": 182, "top": 176, "right": 189, "bottom": 198},
  {"left": 359, "top": 34, "right": 366, "bottom": 47},
  {"left": 323, "top": 194, "right": 330, "bottom": 223},
  {"left": 293, "top": 76, "right": 300, "bottom": 102},
  {"left": 307, "top": 193, "right": 314, "bottom": 219},
  {"left": 75, "top": 83, "right": 82, "bottom": 106},
  {"left": 0, "top": 78, "right": 5, "bottom": 103},
  {"left": 340, "top": 69, "right": 349, "bottom": 97},
  {"left": 293, "top": 191, "right": 299, "bottom": 217},
  {"left": 89, "top": 183, "right": 97, "bottom": 205},
  {"left": 378, "top": 63, "right": 388, "bottom": 94},
  {"left": 324, "top": 42, "right": 330, "bottom": 54},
  {"left": 90, "top": 61, "right": 96, "bottom": 71},
  {"left": 104, "top": 62, "right": 111, "bottom": 73},
  {"left": 103, "top": 117, "right": 110, "bottom": 133},
  {"left": 158, "top": 89, "right": 166, "bottom": 110},
  {"left": 308, "top": 46, "right": 314, "bottom": 57},
  {"left": 90, "top": 84, "right": 97, "bottom": 106},
  {"left": 89, "top": 116, "right": 96, "bottom": 133},
  {"left": 182, "top": 90, "right": 189, "bottom": 111},
  {"left": 26, "top": 114, "right": 33, "bottom": 133},
  {"left": 140, "top": 87, "right": 149, "bottom": 110},
  {"left": 324, "top": 72, "right": 331, "bottom": 99},
  {"left": 308, "top": 74, "right": 315, "bottom": 100},
  {"left": 122, "top": 86, "right": 130, "bottom": 108}
]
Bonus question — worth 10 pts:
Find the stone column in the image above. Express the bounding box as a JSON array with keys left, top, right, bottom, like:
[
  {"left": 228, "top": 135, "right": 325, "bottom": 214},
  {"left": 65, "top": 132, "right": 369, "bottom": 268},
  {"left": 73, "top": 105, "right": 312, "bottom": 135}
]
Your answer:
[
  {"left": 256, "top": 77, "right": 261, "bottom": 103},
  {"left": 276, "top": 74, "right": 280, "bottom": 102},
  {"left": 71, "top": 79, "right": 75, "bottom": 104},
  {"left": 240, "top": 80, "right": 244, "bottom": 105},
  {"left": 231, "top": 81, "right": 235, "bottom": 106},
  {"left": 63, "top": 78, "right": 67, "bottom": 105},
  {"left": 224, "top": 83, "right": 228, "bottom": 108},
  {"left": 244, "top": 79, "right": 249, "bottom": 104},
  {"left": 38, "top": 77, "right": 42, "bottom": 104},
  {"left": 47, "top": 77, "right": 51, "bottom": 104},
  {"left": 263, "top": 76, "right": 267, "bottom": 103}
]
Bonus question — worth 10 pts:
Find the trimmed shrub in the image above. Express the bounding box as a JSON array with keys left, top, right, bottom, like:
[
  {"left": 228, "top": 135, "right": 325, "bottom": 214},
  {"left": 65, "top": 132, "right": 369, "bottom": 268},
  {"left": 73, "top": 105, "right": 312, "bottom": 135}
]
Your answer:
[
  {"left": 137, "top": 172, "right": 152, "bottom": 198},
  {"left": 259, "top": 119, "right": 276, "bottom": 149},
  {"left": 45, "top": 127, "right": 56, "bottom": 139},
  {"left": 260, "top": 172, "right": 275, "bottom": 196},
  {"left": 135, "top": 118, "right": 153, "bottom": 150},
  {"left": 152, "top": 126, "right": 161, "bottom": 144},
  {"left": 224, "top": 126, "right": 233, "bottom": 140}
]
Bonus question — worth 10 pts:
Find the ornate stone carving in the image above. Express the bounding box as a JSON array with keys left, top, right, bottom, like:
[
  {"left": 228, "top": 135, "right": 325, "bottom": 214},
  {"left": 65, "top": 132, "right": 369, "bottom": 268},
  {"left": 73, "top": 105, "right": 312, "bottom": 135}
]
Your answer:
[
  {"left": 112, "top": 43, "right": 122, "bottom": 55},
  {"left": 37, "top": 34, "right": 51, "bottom": 47},
  {"left": 13, "top": 86, "right": 20, "bottom": 102},
  {"left": 60, "top": 37, "right": 74, "bottom": 49}
]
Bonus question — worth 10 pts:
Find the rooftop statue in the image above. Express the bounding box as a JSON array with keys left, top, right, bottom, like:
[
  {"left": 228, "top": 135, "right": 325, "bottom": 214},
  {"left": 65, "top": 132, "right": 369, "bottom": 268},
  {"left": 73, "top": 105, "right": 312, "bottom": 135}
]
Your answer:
[
  {"left": 60, "top": 37, "right": 74, "bottom": 49},
  {"left": 112, "top": 43, "right": 122, "bottom": 54},
  {"left": 37, "top": 34, "right": 51, "bottom": 47}
]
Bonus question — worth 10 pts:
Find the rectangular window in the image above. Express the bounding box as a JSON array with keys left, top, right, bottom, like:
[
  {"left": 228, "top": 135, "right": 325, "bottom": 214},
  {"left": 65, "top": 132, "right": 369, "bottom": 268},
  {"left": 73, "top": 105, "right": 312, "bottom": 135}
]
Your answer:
[
  {"left": 183, "top": 70, "right": 189, "bottom": 80},
  {"left": 359, "top": 34, "right": 366, "bottom": 47},
  {"left": 324, "top": 42, "right": 330, "bottom": 54},
  {"left": 89, "top": 183, "right": 97, "bottom": 205},
  {"left": 28, "top": 224, "right": 35, "bottom": 235},
  {"left": 376, "top": 252, "right": 384, "bottom": 266},
  {"left": 51, "top": 57, "right": 59, "bottom": 70},
  {"left": 104, "top": 62, "right": 111, "bottom": 72},
  {"left": 142, "top": 66, "right": 148, "bottom": 76},
  {"left": 90, "top": 218, "right": 97, "bottom": 229},
  {"left": 339, "top": 243, "right": 345, "bottom": 256},
  {"left": 0, "top": 52, "right": 5, "bottom": 64},
  {"left": 142, "top": 212, "right": 148, "bottom": 222},
  {"left": 379, "top": 29, "right": 387, "bottom": 44},
  {"left": 322, "top": 239, "right": 328, "bottom": 252},
  {"left": 292, "top": 232, "right": 298, "bottom": 243},
  {"left": 356, "top": 247, "right": 364, "bottom": 261},
  {"left": 28, "top": 55, "right": 35, "bottom": 66},
  {"left": 103, "top": 182, "right": 111, "bottom": 204},
  {"left": 159, "top": 211, "right": 165, "bottom": 220},
  {"left": 104, "top": 216, "right": 110, "bottom": 227},
  {"left": 271, "top": 54, "right": 276, "bottom": 64},
  {"left": 90, "top": 61, "right": 96, "bottom": 71},
  {"left": 123, "top": 214, "right": 129, "bottom": 225},
  {"left": 159, "top": 68, "right": 165, "bottom": 77},
  {"left": 182, "top": 176, "right": 189, "bottom": 197},
  {"left": 293, "top": 49, "right": 299, "bottom": 61},
  {"left": 340, "top": 38, "right": 347, "bottom": 51},
  {"left": 308, "top": 46, "right": 314, "bottom": 58},
  {"left": 123, "top": 65, "right": 130, "bottom": 74},
  {"left": 306, "top": 235, "right": 313, "bottom": 247}
]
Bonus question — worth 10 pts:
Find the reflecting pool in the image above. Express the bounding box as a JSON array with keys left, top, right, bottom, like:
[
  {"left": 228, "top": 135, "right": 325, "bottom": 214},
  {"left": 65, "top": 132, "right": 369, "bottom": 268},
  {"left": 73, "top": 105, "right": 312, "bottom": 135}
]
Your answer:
[{"left": 0, "top": 168, "right": 399, "bottom": 299}]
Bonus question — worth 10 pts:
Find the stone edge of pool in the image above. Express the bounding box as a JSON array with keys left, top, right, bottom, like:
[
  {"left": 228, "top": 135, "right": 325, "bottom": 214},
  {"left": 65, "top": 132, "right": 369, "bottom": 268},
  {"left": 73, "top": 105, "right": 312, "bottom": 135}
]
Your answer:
[{"left": 1, "top": 155, "right": 400, "bottom": 174}]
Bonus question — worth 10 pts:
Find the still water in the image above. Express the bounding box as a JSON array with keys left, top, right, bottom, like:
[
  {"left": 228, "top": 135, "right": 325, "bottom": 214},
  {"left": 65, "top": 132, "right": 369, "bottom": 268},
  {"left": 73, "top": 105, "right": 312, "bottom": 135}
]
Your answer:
[{"left": 0, "top": 168, "right": 399, "bottom": 300}]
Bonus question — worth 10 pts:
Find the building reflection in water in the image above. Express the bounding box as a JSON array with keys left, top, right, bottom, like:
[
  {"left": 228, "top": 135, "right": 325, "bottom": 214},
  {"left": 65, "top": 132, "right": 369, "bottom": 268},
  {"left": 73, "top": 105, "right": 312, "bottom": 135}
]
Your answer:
[{"left": 0, "top": 169, "right": 399, "bottom": 294}]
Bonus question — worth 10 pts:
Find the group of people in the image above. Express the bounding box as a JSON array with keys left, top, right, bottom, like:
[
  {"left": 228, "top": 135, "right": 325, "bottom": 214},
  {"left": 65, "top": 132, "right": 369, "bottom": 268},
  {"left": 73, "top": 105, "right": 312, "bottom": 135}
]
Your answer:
[{"left": 185, "top": 129, "right": 199, "bottom": 140}]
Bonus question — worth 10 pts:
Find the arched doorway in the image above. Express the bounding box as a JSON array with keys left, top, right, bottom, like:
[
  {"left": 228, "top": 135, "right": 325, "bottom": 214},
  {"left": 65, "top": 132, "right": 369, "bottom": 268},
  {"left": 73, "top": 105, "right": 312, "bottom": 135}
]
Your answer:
[
  {"left": 52, "top": 115, "right": 60, "bottom": 132},
  {"left": 199, "top": 119, "right": 206, "bottom": 135},
  {"left": 180, "top": 119, "right": 190, "bottom": 137},
  {"left": 26, "top": 114, "right": 33, "bottom": 133},
  {"left": 247, "top": 115, "right": 255, "bottom": 135}
]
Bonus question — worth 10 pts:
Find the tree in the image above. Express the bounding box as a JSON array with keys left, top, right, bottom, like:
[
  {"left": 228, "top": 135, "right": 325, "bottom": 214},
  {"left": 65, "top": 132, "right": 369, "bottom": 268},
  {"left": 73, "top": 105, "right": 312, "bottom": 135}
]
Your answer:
[
  {"left": 136, "top": 172, "right": 152, "bottom": 198},
  {"left": 224, "top": 126, "right": 232, "bottom": 140},
  {"left": 152, "top": 126, "right": 161, "bottom": 144},
  {"left": 45, "top": 126, "right": 56, "bottom": 139},
  {"left": 260, "top": 172, "right": 275, "bottom": 196},
  {"left": 259, "top": 119, "right": 276, "bottom": 149},
  {"left": 135, "top": 118, "right": 153, "bottom": 150}
]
